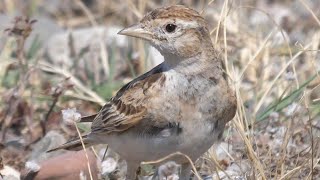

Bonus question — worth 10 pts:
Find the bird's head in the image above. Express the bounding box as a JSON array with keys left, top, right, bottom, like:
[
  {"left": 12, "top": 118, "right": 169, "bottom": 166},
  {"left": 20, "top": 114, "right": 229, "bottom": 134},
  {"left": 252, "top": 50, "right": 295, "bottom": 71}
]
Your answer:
[{"left": 118, "top": 5, "right": 213, "bottom": 60}]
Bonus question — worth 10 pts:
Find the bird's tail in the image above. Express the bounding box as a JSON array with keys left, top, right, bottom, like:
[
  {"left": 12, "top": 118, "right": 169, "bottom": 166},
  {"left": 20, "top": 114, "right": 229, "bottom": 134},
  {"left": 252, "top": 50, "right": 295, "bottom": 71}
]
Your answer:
[{"left": 47, "top": 134, "right": 96, "bottom": 152}]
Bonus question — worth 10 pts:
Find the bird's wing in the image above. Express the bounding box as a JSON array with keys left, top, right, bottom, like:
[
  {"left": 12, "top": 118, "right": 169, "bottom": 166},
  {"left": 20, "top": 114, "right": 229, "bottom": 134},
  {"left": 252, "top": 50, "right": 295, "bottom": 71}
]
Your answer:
[
  {"left": 80, "top": 114, "right": 97, "bottom": 122},
  {"left": 91, "top": 63, "right": 167, "bottom": 133}
]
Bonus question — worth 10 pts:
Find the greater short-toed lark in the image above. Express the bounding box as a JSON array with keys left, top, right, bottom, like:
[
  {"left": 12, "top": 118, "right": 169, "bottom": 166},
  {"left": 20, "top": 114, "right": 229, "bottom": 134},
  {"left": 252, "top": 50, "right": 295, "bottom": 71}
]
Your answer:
[{"left": 49, "top": 5, "right": 237, "bottom": 180}]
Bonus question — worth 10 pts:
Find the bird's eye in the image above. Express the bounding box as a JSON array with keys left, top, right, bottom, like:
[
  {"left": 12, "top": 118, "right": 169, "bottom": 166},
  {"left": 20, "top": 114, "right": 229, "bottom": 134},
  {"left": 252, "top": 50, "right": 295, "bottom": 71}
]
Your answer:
[{"left": 165, "top": 24, "right": 176, "bottom": 33}]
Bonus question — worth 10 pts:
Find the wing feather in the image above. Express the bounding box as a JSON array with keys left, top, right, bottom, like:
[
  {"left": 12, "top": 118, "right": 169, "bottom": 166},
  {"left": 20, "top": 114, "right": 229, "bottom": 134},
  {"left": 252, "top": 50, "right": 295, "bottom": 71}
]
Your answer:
[{"left": 91, "top": 64, "right": 166, "bottom": 134}]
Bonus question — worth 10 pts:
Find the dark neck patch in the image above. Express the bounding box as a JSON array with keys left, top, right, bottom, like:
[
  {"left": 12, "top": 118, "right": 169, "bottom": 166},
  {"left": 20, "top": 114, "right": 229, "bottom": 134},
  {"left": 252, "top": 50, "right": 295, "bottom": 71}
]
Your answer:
[{"left": 142, "top": 122, "right": 183, "bottom": 137}]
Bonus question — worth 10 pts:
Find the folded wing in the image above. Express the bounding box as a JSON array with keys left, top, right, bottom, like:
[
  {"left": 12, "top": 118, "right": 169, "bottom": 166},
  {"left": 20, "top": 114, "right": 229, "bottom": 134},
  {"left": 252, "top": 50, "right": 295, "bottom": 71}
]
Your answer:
[{"left": 91, "top": 64, "right": 167, "bottom": 134}]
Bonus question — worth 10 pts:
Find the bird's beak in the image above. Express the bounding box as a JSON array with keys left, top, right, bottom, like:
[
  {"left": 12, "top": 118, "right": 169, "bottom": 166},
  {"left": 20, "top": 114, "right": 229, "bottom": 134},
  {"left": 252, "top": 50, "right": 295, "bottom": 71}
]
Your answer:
[{"left": 118, "top": 24, "right": 153, "bottom": 41}]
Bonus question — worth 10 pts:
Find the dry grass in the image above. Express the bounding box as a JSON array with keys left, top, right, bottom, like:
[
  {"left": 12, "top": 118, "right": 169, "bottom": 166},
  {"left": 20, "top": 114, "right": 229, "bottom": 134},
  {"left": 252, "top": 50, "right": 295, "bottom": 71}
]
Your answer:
[{"left": 0, "top": 0, "right": 319, "bottom": 179}]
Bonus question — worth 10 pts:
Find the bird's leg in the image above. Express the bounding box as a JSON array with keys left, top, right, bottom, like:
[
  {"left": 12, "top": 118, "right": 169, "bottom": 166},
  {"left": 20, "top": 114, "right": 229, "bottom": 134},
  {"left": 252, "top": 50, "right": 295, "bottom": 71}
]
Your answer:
[
  {"left": 126, "top": 162, "right": 139, "bottom": 180},
  {"left": 180, "top": 162, "right": 192, "bottom": 180}
]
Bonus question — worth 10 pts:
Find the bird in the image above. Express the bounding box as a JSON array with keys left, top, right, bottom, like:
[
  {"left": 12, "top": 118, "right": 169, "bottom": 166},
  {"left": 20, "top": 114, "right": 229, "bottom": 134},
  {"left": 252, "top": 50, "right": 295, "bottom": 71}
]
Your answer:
[{"left": 49, "top": 5, "right": 237, "bottom": 180}]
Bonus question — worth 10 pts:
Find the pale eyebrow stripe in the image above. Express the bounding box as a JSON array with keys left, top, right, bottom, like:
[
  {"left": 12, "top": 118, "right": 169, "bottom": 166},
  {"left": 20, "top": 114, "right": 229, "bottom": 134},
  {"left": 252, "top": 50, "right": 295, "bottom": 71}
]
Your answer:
[{"left": 175, "top": 20, "right": 199, "bottom": 28}]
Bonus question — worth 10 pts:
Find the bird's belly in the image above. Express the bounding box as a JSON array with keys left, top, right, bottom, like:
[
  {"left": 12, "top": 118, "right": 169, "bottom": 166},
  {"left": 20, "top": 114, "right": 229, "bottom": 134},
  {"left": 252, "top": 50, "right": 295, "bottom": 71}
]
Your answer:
[{"left": 105, "top": 119, "right": 220, "bottom": 163}]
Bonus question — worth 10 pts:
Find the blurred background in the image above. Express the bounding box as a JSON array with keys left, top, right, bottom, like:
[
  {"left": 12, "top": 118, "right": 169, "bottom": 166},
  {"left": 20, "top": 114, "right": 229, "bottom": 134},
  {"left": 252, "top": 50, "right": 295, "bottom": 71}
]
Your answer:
[{"left": 0, "top": 0, "right": 320, "bottom": 179}]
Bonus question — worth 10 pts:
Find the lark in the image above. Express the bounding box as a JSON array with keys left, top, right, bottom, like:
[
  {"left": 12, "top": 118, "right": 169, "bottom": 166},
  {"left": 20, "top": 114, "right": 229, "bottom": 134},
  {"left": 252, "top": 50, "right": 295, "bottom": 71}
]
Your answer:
[{"left": 50, "top": 5, "right": 237, "bottom": 180}]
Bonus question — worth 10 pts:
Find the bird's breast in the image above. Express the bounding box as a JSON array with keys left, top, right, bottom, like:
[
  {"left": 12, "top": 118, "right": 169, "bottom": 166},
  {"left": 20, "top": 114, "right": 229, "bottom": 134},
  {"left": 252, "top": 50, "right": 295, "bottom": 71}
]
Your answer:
[{"left": 149, "top": 70, "right": 222, "bottom": 122}]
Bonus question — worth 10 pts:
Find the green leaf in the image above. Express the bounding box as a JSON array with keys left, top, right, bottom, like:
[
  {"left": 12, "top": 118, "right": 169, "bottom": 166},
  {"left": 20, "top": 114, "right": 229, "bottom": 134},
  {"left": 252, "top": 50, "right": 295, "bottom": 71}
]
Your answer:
[
  {"left": 77, "top": 123, "right": 91, "bottom": 133},
  {"left": 26, "top": 34, "right": 42, "bottom": 60},
  {"left": 94, "top": 81, "right": 124, "bottom": 99},
  {"left": 1, "top": 68, "right": 19, "bottom": 88},
  {"left": 256, "top": 73, "right": 318, "bottom": 121}
]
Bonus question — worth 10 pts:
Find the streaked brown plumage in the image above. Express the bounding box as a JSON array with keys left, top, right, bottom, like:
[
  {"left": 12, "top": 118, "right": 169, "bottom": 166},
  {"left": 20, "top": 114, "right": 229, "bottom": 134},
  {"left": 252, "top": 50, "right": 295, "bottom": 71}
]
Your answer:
[{"left": 49, "top": 5, "right": 237, "bottom": 180}]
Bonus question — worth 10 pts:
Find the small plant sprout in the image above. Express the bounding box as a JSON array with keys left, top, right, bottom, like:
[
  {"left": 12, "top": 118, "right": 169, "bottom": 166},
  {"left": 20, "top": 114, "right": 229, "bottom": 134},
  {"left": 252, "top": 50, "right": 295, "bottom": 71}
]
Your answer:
[{"left": 61, "top": 108, "right": 82, "bottom": 125}]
